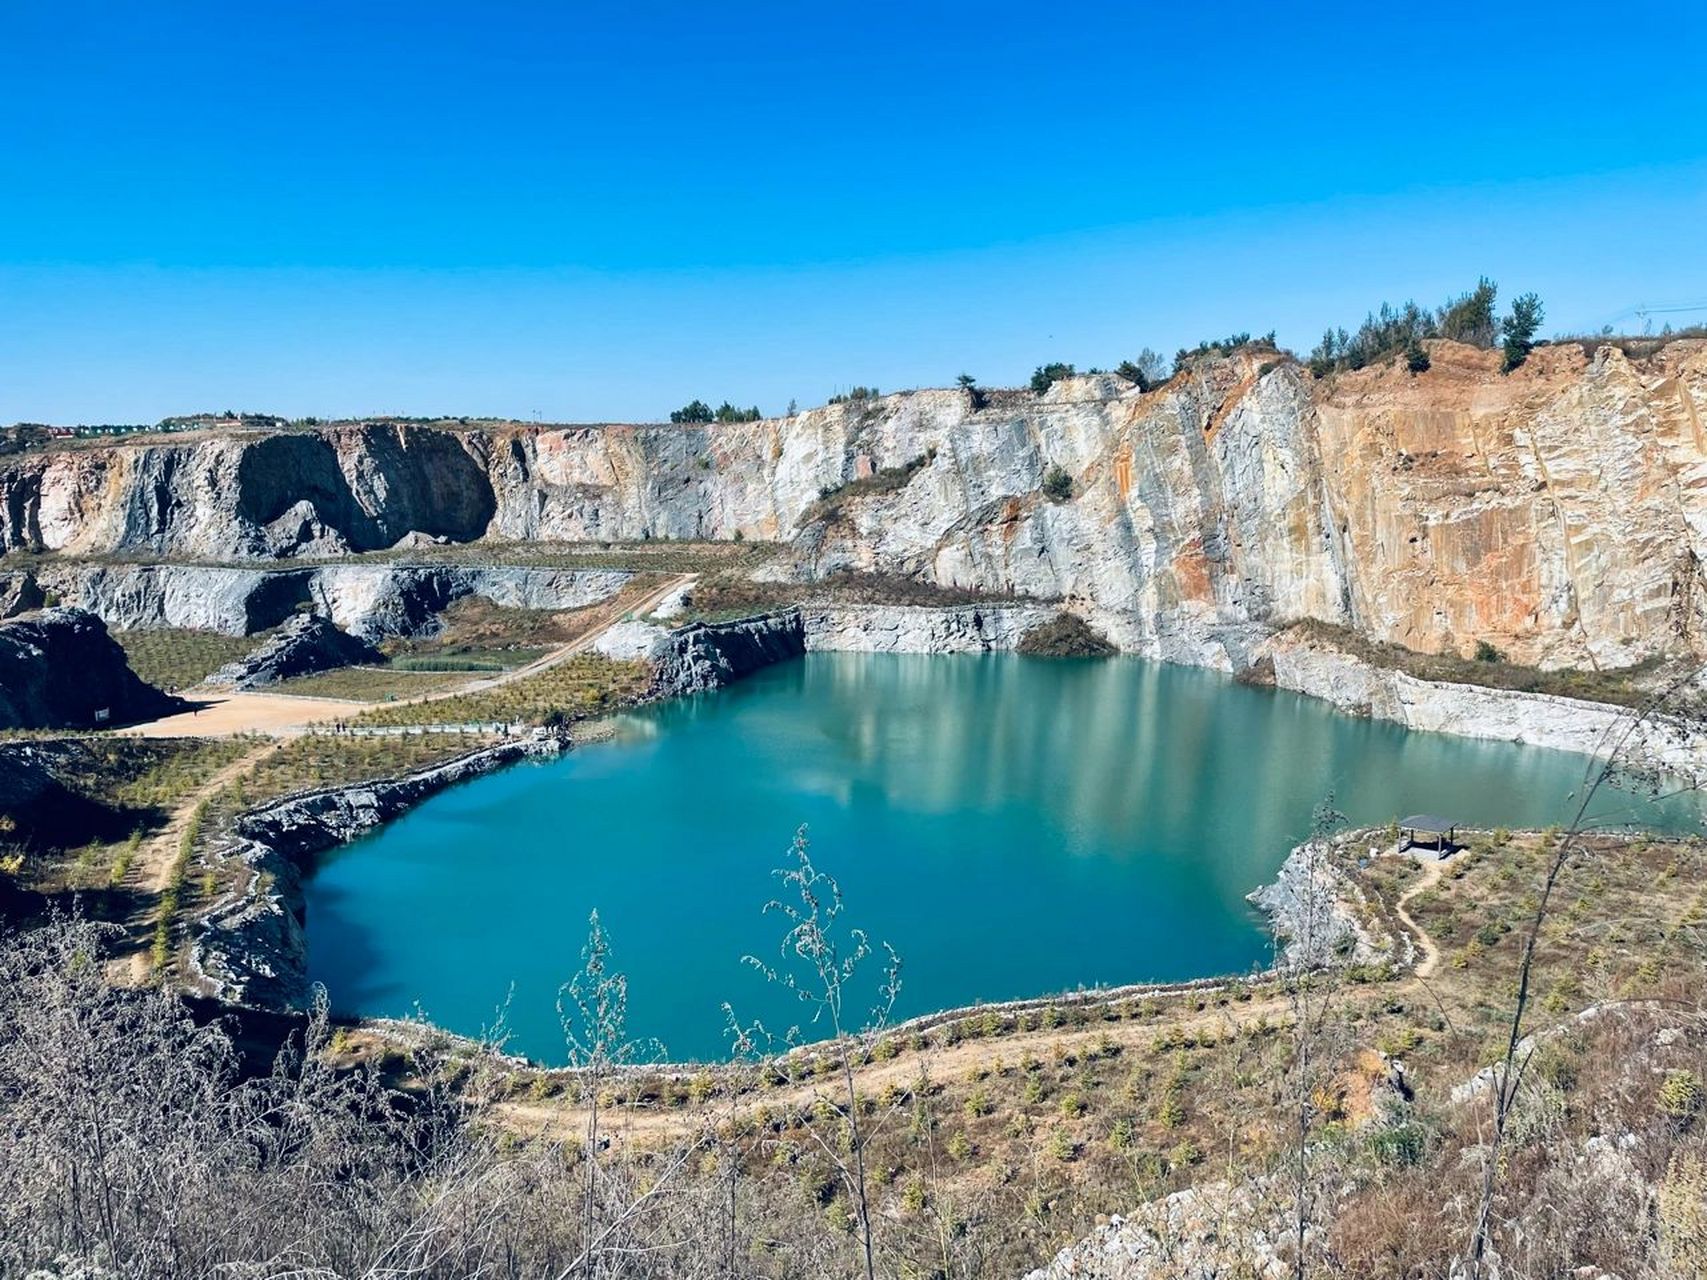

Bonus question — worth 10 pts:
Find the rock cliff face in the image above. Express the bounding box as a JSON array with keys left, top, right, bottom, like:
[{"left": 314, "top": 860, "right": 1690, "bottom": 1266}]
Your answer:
[
  {"left": 1255, "top": 627, "right": 1707, "bottom": 771},
  {"left": 5, "top": 340, "right": 1705, "bottom": 671},
  {"left": 0, "top": 608, "right": 181, "bottom": 729},
  {"left": 800, "top": 602, "right": 1057, "bottom": 653},
  {"left": 648, "top": 611, "right": 807, "bottom": 696},
  {"left": 14, "top": 562, "right": 631, "bottom": 639}
]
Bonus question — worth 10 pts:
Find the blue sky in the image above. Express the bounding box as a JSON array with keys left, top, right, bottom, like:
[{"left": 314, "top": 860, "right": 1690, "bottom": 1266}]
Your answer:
[{"left": 4, "top": 1, "right": 1706, "bottom": 423}]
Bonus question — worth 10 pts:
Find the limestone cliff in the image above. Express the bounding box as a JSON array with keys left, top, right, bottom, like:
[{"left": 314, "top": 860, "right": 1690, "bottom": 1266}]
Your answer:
[{"left": 5, "top": 340, "right": 1705, "bottom": 671}]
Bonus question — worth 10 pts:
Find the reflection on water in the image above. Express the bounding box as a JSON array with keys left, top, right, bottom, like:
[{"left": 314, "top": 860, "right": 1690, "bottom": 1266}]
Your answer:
[{"left": 307, "top": 653, "right": 1691, "bottom": 1062}]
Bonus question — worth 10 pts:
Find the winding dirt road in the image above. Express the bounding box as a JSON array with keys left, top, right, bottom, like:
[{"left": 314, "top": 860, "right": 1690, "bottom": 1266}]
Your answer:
[{"left": 1394, "top": 855, "right": 1448, "bottom": 979}]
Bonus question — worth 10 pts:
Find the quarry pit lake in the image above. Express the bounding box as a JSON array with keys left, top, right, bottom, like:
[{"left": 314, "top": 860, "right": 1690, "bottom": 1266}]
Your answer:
[{"left": 305, "top": 653, "right": 1686, "bottom": 1062}]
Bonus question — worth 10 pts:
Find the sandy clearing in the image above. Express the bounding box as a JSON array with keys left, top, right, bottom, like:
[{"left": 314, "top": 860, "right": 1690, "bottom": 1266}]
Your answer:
[{"left": 119, "top": 691, "right": 364, "bottom": 739}]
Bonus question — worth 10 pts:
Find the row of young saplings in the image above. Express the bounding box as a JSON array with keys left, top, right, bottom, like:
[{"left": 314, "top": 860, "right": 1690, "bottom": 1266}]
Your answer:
[{"left": 493, "top": 960, "right": 1401, "bottom": 1111}]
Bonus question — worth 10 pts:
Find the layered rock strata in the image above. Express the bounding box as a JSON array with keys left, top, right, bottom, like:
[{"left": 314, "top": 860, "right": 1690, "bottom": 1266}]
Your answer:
[
  {"left": 9, "top": 563, "right": 631, "bottom": 640},
  {"left": 6, "top": 341, "right": 1705, "bottom": 673}
]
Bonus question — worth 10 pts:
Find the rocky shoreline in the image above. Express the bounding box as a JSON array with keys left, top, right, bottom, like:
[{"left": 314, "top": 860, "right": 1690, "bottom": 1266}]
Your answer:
[{"left": 189, "top": 734, "right": 566, "bottom": 1010}]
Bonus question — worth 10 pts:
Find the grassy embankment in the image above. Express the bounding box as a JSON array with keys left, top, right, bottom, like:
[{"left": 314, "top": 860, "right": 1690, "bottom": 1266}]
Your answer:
[
  {"left": 677, "top": 569, "right": 1031, "bottom": 625},
  {"left": 114, "top": 629, "right": 262, "bottom": 691},
  {"left": 1, "top": 738, "right": 254, "bottom": 898}
]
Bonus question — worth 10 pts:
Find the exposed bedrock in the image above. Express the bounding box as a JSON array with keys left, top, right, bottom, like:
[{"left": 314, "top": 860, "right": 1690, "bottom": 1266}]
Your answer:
[
  {"left": 647, "top": 610, "right": 808, "bottom": 696},
  {"left": 799, "top": 602, "right": 1057, "bottom": 652},
  {"left": 29, "top": 562, "right": 632, "bottom": 639},
  {"left": 0, "top": 607, "right": 181, "bottom": 729},
  {"left": 206, "top": 614, "right": 383, "bottom": 690},
  {"left": 5, "top": 340, "right": 1706, "bottom": 670}
]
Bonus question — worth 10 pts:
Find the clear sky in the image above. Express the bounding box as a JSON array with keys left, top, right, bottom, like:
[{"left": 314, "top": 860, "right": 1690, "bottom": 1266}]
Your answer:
[{"left": 4, "top": 1, "right": 1706, "bottom": 424}]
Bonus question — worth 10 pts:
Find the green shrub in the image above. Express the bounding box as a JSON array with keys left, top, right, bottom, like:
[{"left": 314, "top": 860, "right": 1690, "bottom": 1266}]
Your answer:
[
  {"left": 1501, "top": 292, "right": 1545, "bottom": 372},
  {"left": 1114, "top": 349, "right": 1167, "bottom": 391},
  {"left": 1017, "top": 613, "right": 1114, "bottom": 658},
  {"left": 670, "top": 400, "right": 714, "bottom": 424},
  {"left": 1107, "top": 1116, "right": 1136, "bottom": 1151},
  {"left": 1660, "top": 1070, "right": 1702, "bottom": 1121},
  {"left": 1041, "top": 464, "right": 1074, "bottom": 502}
]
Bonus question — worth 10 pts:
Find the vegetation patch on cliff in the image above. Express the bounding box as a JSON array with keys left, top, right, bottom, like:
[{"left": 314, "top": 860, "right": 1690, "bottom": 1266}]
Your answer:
[
  {"left": 1017, "top": 613, "right": 1116, "bottom": 658},
  {"left": 679, "top": 569, "right": 1032, "bottom": 624},
  {"left": 1291, "top": 619, "right": 1666, "bottom": 708},
  {"left": 804, "top": 450, "right": 935, "bottom": 525}
]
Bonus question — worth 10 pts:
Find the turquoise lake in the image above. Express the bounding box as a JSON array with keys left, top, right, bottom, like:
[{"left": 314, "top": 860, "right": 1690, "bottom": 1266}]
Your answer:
[{"left": 305, "top": 652, "right": 1683, "bottom": 1062}]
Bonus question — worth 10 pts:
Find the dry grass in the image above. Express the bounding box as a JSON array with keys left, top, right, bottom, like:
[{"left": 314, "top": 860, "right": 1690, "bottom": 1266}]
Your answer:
[
  {"left": 1, "top": 737, "right": 254, "bottom": 895},
  {"left": 474, "top": 828, "right": 1707, "bottom": 1276},
  {"left": 273, "top": 666, "right": 480, "bottom": 702},
  {"left": 681, "top": 570, "right": 1029, "bottom": 624},
  {"left": 241, "top": 731, "right": 505, "bottom": 804}
]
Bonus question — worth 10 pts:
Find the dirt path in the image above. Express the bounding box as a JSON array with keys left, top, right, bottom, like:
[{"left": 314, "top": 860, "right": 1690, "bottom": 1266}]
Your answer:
[
  {"left": 120, "top": 574, "right": 695, "bottom": 740},
  {"left": 1394, "top": 855, "right": 1448, "bottom": 979},
  {"left": 494, "top": 990, "right": 1299, "bottom": 1141},
  {"left": 498, "top": 855, "right": 1458, "bottom": 1144}
]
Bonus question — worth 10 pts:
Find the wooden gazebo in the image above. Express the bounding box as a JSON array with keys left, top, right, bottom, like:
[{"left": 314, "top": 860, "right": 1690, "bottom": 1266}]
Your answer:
[{"left": 1399, "top": 814, "right": 1459, "bottom": 856}]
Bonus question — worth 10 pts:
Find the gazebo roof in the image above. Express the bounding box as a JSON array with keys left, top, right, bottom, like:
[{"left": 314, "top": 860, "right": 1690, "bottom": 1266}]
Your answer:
[{"left": 1400, "top": 814, "right": 1456, "bottom": 833}]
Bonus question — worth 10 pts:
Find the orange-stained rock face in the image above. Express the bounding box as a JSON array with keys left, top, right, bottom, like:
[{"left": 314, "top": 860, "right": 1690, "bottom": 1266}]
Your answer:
[{"left": 4, "top": 342, "right": 1705, "bottom": 672}]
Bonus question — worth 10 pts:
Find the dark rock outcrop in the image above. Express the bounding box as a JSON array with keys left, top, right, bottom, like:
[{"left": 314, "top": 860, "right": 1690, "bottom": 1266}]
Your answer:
[
  {"left": 206, "top": 614, "right": 383, "bottom": 690},
  {"left": 650, "top": 609, "right": 805, "bottom": 695},
  {"left": 0, "top": 570, "right": 43, "bottom": 618},
  {"left": 0, "top": 608, "right": 181, "bottom": 729}
]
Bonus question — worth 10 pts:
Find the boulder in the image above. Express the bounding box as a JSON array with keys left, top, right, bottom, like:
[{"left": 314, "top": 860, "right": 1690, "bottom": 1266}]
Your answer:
[
  {"left": 0, "top": 570, "right": 44, "bottom": 619},
  {"left": 649, "top": 610, "right": 805, "bottom": 696},
  {"left": 206, "top": 613, "right": 384, "bottom": 690},
  {"left": 0, "top": 607, "right": 182, "bottom": 729}
]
